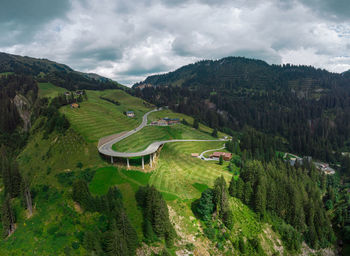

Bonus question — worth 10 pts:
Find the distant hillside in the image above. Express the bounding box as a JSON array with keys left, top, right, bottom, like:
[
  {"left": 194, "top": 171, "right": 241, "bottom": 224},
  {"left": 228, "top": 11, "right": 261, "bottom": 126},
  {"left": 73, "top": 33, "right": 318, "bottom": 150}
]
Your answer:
[
  {"left": 134, "top": 57, "right": 350, "bottom": 162},
  {"left": 134, "top": 57, "right": 347, "bottom": 91},
  {"left": 343, "top": 69, "right": 350, "bottom": 78},
  {"left": 0, "top": 52, "right": 124, "bottom": 90}
]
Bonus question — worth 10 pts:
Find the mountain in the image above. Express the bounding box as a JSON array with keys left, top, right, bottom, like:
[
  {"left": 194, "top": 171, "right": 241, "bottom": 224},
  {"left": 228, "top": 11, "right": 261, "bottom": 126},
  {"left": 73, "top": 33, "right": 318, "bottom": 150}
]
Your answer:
[
  {"left": 0, "top": 54, "right": 348, "bottom": 255},
  {"left": 343, "top": 69, "right": 350, "bottom": 78},
  {"left": 134, "top": 56, "right": 346, "bottom": 91},
  {"left": 0, "top": 52, "right": 123, "bottom": 90},
  {"left": 134, "top": 57, "right": 350, "bottom": 162}
]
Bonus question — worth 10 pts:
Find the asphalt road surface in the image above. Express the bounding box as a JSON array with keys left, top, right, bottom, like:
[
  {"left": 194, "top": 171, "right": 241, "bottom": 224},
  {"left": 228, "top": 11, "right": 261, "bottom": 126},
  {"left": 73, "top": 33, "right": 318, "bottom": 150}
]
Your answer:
[{"left": 98, "top": 108, "right": 227, "bottom": 158}]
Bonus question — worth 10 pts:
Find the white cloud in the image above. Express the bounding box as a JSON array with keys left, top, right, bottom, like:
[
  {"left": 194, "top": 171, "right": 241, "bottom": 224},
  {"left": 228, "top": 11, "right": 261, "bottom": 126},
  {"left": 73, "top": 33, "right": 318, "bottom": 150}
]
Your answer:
[{"left": 0, "top": 0, "right": 350, "bottom": 85}]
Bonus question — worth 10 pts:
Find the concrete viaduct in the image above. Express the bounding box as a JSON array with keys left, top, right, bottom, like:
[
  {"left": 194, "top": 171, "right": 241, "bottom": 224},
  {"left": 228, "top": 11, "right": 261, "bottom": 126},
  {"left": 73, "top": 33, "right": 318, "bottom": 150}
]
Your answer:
[{"left": 98, "top": 109, "right": 227, "bottom": 170}]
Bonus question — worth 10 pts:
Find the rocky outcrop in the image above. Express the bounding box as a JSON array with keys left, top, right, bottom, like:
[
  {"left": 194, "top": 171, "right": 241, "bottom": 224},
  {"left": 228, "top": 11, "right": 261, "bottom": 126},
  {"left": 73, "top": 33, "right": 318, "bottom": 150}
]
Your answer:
[{"left": 13, "top": 94, "right": 31, "bottom": 131}]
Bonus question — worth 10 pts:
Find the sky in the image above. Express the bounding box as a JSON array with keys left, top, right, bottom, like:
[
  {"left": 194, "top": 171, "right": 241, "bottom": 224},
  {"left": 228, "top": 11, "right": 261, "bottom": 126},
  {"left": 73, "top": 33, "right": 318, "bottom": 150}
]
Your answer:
[{"left": 1, "top": 0, "right": 350, "bottom": 86}]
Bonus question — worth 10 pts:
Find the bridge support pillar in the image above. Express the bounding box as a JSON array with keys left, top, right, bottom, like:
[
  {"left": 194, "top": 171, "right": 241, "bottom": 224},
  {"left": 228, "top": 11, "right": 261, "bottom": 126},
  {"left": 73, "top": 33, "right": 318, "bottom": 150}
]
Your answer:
[
  {"left": 111, "top": 156, "right": 113, "bottom": 164},
  {"left": 153, "top": 153, "right": 156, "bottom": 163},
  {"left": 150, "top": 154, "right": 153, "bottom": 167},
  {"left": 127, "top": 158, "right": 130, "bottom": 169},
  {"left": 142, "top": 156, "right": 144, "bottom": 170}
]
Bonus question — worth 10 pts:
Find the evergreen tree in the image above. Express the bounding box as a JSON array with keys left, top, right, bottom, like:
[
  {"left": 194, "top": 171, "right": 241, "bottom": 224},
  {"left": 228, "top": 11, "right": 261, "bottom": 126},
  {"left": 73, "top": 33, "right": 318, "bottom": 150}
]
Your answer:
[
  {"left": 243, "top": 181, "right": 253, "bottom": 206},
  {"left": 212, "top": 128, "right": 218, "bottom": 138},
  {"left": 116, "top": 210, "right": 138, "bottom": 255},
  {"left": 72, "top": 180, "right": 95, "bottom": 211},
  {"left": 219, "top": 155, "right": 223, "bottom": 165},
  {"left": 83, "top": 230, "right": 103, "bottom": 255},
  {"left": 104, "top": 225, "right": 129, "bottom": 256},
  {"left": 1, "top": 196, "right": 16, "bottom": 237},
  {"left": 195, "top": 188, "right": 214, "bottom": 221},
  {"left": 2, "top": 160, "right": 22, "bottom": 198},
  {"left": 236, "top": 178, "right": 244, "bottom": 200},
  {"left": 228, "top": 177, "right": 236, "bottom": 197},
  {"left": 137, "top": 185, "right": 176, "bottom": 246},
  {"left": 193, "top": 118, "right": 199, "bottom": 129}
]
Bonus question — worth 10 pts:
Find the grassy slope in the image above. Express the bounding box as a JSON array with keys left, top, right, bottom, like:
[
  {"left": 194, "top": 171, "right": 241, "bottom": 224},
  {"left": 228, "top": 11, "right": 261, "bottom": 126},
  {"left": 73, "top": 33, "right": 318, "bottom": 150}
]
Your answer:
[
  {"left": 148, "top": 109, "right": 225, "bottom": 136},
  {"left": 150, "top": 141, "right": 232, "bottom": 199},
  {"left": 38, "top": 82, "right": 67, "bottom": 98},
  {"left": 1, "top": 87, "right": 282, "bottom": 255},
  {"left": 60, "top": 90, "right": 152, "bottom": 143},
  {"left": 0, "top": 126, "right": 106, "bottom": 255},
  {"left": 112, "top": 124, "right": 217, "bottom": 152}
]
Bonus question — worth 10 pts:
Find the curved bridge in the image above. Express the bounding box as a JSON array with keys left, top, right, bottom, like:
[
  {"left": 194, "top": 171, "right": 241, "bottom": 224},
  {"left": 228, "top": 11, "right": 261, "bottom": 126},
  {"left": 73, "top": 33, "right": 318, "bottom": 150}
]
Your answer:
[{"left": 98, "top": 108, "right": 227, "bottom": 169}]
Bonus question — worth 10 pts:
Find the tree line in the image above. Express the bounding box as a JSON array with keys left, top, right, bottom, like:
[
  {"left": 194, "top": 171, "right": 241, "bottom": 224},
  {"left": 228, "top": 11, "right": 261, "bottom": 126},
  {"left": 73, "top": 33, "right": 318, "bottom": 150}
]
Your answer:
[
  {"left": 72, "top": 179, "right": 138, "bottom": 256},
  {"left": 134, "top": 57, "right": 350, "bottom": 164},
  {"left": 228, "top": 159, "right": 335, "bottom": 250}
]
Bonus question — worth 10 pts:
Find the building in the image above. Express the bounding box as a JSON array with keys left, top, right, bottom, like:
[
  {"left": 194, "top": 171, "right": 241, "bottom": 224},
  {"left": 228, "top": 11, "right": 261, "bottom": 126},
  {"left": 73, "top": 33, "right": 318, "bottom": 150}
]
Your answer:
[
  {"left": 150, "top": 118, "right": 179, "bottom": 126},
  {"left": 71, "top": 103, "right": 79, "bottom": 108},
  {"left": 126, "top": 111, "right": 135, "bottom": 117},
  {"left": 157, "top": 120, "right": 168, "bottom": 126},
  {"left": 210, "top": 152, "right": 232, "bottom": 161}
]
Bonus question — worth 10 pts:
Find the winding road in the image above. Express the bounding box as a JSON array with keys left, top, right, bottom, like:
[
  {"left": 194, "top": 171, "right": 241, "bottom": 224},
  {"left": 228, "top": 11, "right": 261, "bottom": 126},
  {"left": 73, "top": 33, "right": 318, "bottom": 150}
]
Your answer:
[
  {"left": 198, "top": 144, "right": 226, "bottom": 161},
  {"left": 98, "top": 108, "right": 228, "bottom": 159}
]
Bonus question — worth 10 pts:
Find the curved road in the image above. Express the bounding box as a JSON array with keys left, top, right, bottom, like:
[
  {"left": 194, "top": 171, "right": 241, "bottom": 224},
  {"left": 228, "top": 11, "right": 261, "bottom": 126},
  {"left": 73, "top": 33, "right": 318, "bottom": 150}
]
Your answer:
[
  {"left": 198, "top": 144, "right": 226, "bottom": 161},
  {"left": 98, "top": 108, "right": 227, "bottom": 158}
]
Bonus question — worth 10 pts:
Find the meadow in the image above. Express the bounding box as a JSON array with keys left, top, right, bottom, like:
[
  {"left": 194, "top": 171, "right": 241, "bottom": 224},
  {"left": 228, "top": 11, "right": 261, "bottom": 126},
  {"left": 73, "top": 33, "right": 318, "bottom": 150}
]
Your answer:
[
  {"left": 112, "top": 124, "right": 218, "bottom": 152},
  {"left": 38, "top": 82, "right": 67, "bottom": 98},
  {"left": 148, "top": 109, "right": 225, "bottom": 136},
  {"left": 60, "top": 90, "right": 152, "bottom": 143},
  {"left": 4, "top": 85, "right": 279, "bottom": 255}
]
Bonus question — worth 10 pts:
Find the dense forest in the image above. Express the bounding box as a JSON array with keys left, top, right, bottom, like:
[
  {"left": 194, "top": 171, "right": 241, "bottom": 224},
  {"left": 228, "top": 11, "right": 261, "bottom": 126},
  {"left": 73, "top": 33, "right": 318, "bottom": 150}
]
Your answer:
[
  {"left": 134, "top": 57, "right": 350, "bottom": 163},
  {"left": 1, "top": 53, "right": 349, "bottom": 254},
  {"left": 0, "top": 52, "right": 122, "bottom": 91}
]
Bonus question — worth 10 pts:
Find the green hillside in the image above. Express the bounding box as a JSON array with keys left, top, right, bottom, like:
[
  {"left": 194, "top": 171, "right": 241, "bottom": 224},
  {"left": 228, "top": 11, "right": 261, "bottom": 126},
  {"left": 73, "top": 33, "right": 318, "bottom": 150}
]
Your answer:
[
  {"left": 38, "top": 82, "right": 67, "bottom": 98},
  {"left": 60, "top": 90, "right": 152, "bottom": 143},
  {"left": 112, "top": 125, "right": 217, "bottom": 152},
  {"left": 0, "top": 83, "right": 290, "bottom": 255}
]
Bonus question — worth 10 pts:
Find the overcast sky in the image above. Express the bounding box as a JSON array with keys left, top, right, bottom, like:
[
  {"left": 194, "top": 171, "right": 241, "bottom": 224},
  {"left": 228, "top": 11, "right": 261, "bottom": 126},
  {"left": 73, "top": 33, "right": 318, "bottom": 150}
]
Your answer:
[{"left": 1, "top": 0, "right": 350, "bottom": 85}]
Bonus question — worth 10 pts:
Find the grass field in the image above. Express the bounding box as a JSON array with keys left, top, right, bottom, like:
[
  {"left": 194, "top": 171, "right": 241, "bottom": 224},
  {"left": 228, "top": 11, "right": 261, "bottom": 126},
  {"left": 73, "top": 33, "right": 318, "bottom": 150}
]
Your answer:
[
  {"left": 112, "top": 124, "right": 218, "bottom": 152},
  {"left": 3, "top": 85, "right": 284, "bottom": 255},
  {"left": 60, "top": 90, "right": 152, "bottom": 143},
  {"left": 38, "top": 82, "right": 67, "bottom": 98},
  {"left": 149, "top": 141, "right": 232, "bottom": 199},
  {"left": 148, "top": 109, "right": 226, "bottom": 136}
]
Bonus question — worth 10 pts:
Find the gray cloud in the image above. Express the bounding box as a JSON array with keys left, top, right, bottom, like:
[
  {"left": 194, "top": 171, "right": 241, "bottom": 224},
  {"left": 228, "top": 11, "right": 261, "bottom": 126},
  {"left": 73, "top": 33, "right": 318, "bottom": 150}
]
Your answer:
[
  {"left": 298, "top": 0, "right": 350, "bottom": 20},
  {"left": 0, "top": 0, "right": 349, "bottom": 85},
  {"left": 0, "top": 0, "right": 70, "bottom": 45}
]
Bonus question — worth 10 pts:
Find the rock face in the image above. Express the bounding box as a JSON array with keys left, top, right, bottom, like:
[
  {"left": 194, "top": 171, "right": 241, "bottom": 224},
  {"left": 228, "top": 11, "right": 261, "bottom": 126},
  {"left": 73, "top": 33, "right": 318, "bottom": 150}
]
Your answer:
[{"left": 13, "top": 94, "right": 31, "bottom": 131}]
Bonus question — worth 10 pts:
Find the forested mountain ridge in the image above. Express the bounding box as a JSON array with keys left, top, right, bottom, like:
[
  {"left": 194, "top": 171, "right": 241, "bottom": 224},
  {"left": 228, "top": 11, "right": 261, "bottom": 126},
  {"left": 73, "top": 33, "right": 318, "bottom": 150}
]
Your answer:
[
  {"left": 134, "top": 57, "right": 350, "bottom": 163},
  {"left": 0, "top": 52, "right": 123, "bottom": 91}
]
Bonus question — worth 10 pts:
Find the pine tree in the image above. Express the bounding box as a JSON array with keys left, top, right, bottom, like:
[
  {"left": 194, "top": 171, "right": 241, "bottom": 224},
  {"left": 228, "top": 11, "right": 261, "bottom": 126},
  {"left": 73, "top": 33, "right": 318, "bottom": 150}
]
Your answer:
[
  {"left": 116, "top": 210, "right": 138, "bottom": 255},
  {"left": 243, "top": 181, "right": 253, "bottom": 206},
  {"left": 72, "top": 180, "right": 95, "bottom": 211},
  {"left": 193, "top": 118, "right": 199, "bottom": 129},
  {"left": 2, "top": 196, "right": 16, "bottom": 237},
  {"left": 236, "top": 178, "right": 244, "bottom": 200},
  {"left": 138, "top": 185, "right": 176, "bottom": 246},
  {"left": 83, "top": 230, "right": 103, "bottom": 255},
  {"left": 143, "top": 219, "right": 157, "bottom": 243},
  {"left": 104, "top": 228, "right": 129, "bottom": 256},
  {"left": 254, "top": 177, "right": 267, "bottom": 216},
  {"left": 228, "top": 177, "right": 236, "bottom": 197},
  {"left": 219, "top": 155, "right": 223, "bottom": 165},
  {"left": 212, "top": 128, "right": 218, "bottom": 138},
  {"left": 196, "top": 188, "right": 214, "bottom": 221}
]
